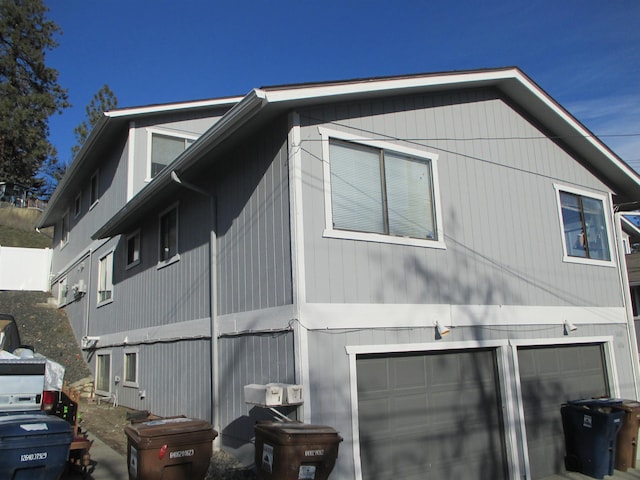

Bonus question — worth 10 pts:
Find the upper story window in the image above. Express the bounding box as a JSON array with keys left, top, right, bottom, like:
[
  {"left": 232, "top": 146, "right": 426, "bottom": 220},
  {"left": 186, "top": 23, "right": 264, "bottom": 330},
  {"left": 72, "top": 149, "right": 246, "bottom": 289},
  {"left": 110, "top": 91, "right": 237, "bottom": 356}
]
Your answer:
[
  {"left": 90, "top": 171, "right": 99, "bottom": 207},
  {"left": 148, "top": 131, "right": 195, "bottom": 180},
  {"left": 555, "top": 185, "right": 614, "bottom": 265},
  {"left": 97, "top": 250, "right": 114, "bottom": 305},
  {"left": 74, "top": 193, "right": 81, "bottom": 218},
  {"left": 60, "top": 210, "right": 70, "bottom": 247},
  {"left": 126, "top": 230, "right": 141, "bottom": 269},
  {"left": 320, "top": 127, "right": 444, "bottom": 249},
  {"left": 159, "top": 204, "right": 179, "bottom": 266}
]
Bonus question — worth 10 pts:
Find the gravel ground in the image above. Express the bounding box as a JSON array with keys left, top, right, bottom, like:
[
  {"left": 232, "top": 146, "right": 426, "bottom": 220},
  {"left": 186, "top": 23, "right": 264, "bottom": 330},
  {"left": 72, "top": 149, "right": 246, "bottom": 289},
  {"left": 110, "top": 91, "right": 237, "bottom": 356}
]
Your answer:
[{"left": 78, "top": 399, "right": 256, "bottom": 479}]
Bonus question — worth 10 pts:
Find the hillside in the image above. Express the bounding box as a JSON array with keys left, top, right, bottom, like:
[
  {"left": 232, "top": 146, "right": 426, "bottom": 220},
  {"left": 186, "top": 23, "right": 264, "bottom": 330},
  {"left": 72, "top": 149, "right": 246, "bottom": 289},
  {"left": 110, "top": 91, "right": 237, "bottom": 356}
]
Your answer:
[
  {"left": 0, "top": 207, "right": 53, "bottom": 248},
  {"left": 0, "top": 207, "right": 90, "bottom": 384}
]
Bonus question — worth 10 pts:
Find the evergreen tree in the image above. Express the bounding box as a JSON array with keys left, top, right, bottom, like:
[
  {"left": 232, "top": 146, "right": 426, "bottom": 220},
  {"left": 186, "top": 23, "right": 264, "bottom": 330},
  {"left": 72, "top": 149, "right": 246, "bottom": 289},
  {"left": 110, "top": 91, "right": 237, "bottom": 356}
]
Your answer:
[
  {"left": 0, "top": 0, "right": 69, "bottom": 193},
  {"left": 72, "top": 84, "right": 118, "bottom": 158}
]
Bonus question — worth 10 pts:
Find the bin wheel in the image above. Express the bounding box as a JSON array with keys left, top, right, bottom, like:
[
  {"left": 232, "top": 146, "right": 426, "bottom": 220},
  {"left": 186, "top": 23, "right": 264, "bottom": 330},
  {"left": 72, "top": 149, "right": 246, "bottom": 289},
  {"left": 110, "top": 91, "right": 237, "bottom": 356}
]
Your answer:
[{"left": 565, "top": 454, "right": 581, "bottom": 472}]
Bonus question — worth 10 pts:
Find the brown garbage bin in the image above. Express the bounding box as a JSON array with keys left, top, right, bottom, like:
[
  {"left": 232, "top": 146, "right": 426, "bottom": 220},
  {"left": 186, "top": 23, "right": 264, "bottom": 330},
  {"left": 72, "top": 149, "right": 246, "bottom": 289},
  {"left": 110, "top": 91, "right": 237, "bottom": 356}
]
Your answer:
[
  {"left": 124, "top": 416, "right": 217, "bottom": 480},
  {"left": 612, "top": 400, "right": 640, "bottom": 471},
  {"left": 254, "top": 422, "right": 343, "bottom": 480}
]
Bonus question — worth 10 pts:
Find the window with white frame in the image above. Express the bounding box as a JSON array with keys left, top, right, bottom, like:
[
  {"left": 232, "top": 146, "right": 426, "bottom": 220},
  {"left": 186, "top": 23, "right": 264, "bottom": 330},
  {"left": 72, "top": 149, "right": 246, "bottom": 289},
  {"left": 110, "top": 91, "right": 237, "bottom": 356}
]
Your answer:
[
  {"left": 90, "top": 171, "right": 99, "bottom": 206},
  {"left": 555, "top": 185, "right": 613, "bottom": 264},
  {"left": 124, "top": 349, "right": 138, "bottom": 386},
  {"left": 321, "top": 128, "right": 443, "bottom": 248},
  {"left": 60, "top": 210, "right": 69, "bottom": 246},
  {"left": 97, "top": 251, "right": 114, "bottom": 304},
  {"left": 95, "top": 352, "right": 111, "bottom": 394},
  {"left": 149, "top": 131, "right": 195, "bottom": 179},
  {"left": 74, "top": 193, "right": 81, "bottom": 218},
  {"left": 159, "top": 205, "right": 178, "bottom": 264},
  {"left": 57, "top": 277, "right": 67, "bottom": 306},
  {"left": 126, "top": 230, "right": 141, "bottom": 268}
]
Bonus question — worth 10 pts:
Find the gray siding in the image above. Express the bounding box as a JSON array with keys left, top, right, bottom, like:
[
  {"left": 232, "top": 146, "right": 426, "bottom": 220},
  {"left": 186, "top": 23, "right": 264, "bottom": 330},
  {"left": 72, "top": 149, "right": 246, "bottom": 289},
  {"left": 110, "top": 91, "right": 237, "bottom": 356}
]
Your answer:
[
  {"left": 51, "top": 138, "right": 129, "bottom": 276},
  {"left": 88, "top": 339, "right": 212, "bottom": 421},
  {"left": 129, "top": 109, "right": 230, "bottom": 198},
  {"left": 218, "top": 331, "right": 296, "bottom": 448},
  {"left": 91, "top": 191, "right": 212, "bottom": 335},
  {"left": 306, "top": 323, "right": 637, "bottom": 480},
  {"left": 216, "top": 121, "right": 293, "bottom": 315},
  {"left": 298, "top": 89, "right": 623, "bottom": 308}
]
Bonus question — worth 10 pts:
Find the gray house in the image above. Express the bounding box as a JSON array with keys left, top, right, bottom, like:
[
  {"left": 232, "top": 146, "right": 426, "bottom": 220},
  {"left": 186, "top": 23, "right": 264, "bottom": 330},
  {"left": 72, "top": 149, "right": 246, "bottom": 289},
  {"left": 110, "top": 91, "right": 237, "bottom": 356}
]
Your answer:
[{"left": 37, "top": 67, "right": 640, "bottom": 480}]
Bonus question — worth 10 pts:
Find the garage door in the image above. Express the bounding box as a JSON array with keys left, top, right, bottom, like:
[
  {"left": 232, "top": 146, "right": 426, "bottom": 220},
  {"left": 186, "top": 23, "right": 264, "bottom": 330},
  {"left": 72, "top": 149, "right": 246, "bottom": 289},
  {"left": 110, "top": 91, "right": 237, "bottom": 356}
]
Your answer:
[
  {"left": 518, "top": 344, "right": 609, "bottom": 479},
  {"left": 356, "top": 349, "right": 507, "bottom": 479}
]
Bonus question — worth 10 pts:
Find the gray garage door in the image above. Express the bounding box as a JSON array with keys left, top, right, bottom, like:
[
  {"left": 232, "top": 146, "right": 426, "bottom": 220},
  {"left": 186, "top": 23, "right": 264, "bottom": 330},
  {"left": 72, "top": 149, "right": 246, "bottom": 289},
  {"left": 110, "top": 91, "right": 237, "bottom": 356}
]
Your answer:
[
  {"left": 357, "top": 349, "right": 507, "bottom": 480},
  {"left": 518, "top": 343, "right": 609, "bottom": 479}
]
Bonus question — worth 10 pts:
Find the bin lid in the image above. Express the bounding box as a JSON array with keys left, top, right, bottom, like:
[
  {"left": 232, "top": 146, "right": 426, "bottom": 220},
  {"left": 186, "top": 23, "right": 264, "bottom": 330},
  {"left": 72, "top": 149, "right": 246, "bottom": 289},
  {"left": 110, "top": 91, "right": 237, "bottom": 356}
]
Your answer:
[
  {"left": 255, "top": 422, "right": 343, "bottom": 445},
  {"left": 125, "top": 416, "right": 214, "bottom": 439},
  {"left": 0, "top": 412, "right": 72, "bottom": 438}
]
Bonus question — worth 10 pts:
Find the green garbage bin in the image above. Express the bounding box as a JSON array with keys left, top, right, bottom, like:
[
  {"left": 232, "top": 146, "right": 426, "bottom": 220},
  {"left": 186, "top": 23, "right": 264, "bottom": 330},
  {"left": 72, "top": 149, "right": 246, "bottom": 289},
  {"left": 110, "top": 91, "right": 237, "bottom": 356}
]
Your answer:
[{"left": 254, "top": 422, "right": 343, "bottom": 480}]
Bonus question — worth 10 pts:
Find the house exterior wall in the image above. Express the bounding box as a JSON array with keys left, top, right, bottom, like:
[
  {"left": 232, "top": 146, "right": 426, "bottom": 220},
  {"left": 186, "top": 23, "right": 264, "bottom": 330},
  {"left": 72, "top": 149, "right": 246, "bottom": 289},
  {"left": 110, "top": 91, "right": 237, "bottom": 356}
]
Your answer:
[
  {"left": 214, "top": 120, "right": 293, "bottom": 316},
  {"left": 297, "top": 88, "right": 622, "bottom": 308},
  {"left": 128, "top": 109, "right": 229, "bottom": 199},
  {"left": 286, "top": 88, "right": 637, "bottom": 479},
  {"left": 51, "top": 136, "right": 129, "bottom": 277}
]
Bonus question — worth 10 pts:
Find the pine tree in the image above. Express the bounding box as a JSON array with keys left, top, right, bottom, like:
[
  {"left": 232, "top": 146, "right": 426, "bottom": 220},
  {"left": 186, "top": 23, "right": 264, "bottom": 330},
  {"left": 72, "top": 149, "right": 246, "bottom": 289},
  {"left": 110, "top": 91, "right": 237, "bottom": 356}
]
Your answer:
[
  {"left": 0, "top": 0, "right": 69, "bottom": 193},
  {"left": 71, "top": 84, "right": 118, "bottom": 158}
]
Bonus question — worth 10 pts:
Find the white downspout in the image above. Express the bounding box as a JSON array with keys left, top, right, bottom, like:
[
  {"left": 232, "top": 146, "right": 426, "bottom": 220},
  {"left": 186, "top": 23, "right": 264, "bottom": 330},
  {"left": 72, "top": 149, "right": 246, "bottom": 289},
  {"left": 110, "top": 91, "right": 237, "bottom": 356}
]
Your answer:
[{"left": 171, "top": 171, "right": 220, "bottom": 446}]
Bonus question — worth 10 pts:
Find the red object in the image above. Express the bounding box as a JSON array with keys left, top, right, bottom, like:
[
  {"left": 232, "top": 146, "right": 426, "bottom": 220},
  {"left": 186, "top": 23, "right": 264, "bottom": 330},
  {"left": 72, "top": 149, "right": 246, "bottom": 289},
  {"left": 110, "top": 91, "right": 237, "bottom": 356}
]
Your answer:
[
  {"left": 158, "top": 444, "right": 167, "bottom": 459},
  {"left": 41, "top": 390, "right": 56, "bottom": 411}
]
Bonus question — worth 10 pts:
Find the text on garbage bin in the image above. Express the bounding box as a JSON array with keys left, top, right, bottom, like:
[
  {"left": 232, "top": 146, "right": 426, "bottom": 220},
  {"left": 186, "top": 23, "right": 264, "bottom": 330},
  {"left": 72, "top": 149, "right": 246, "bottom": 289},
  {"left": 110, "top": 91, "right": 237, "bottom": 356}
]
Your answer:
[
  {"left": 21, "top": 452, "right": 47, "bottom": 462},
  {"left": 305, "top": 449, "right": 324, "bottom": 457},
  {"left": 170, "top": 449, "right": 195, "bottom": 459}
]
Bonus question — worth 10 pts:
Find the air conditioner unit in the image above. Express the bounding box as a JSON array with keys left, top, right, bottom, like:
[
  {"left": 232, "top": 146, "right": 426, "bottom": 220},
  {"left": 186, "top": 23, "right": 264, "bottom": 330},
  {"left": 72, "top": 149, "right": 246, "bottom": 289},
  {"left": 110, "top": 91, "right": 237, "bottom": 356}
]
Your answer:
[
  {"left": 243, "top": 383, "right": 304, "bottom": 407},
  {"left": 72, "top": 279, "right": 87, "bottom": 297},
  {"left": 244, "top": 384, "right": 284, "bottom": 407}
]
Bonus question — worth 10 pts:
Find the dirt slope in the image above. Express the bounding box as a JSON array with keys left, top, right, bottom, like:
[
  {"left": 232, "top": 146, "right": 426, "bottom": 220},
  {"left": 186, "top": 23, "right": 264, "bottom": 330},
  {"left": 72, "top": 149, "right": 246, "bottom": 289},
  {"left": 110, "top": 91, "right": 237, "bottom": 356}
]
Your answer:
[{"left": 0, "top": 290, "right": 91, "bottom": 384}]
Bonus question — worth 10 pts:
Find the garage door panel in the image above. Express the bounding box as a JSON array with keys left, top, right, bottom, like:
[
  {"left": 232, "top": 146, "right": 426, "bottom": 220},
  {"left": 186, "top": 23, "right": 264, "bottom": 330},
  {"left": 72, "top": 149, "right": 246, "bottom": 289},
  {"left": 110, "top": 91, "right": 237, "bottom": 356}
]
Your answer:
[
  {"left": 357, "top": 357, "right": 389, "bottom": 392},
  {"left": 392, "top": 356, "right": 427, "bottom": 388},
  {"left": 357, "top": 350, "right": 507, "bottom": 480},
  {"left": 518, "top": 344, "right": 608, "bottom": 479}
]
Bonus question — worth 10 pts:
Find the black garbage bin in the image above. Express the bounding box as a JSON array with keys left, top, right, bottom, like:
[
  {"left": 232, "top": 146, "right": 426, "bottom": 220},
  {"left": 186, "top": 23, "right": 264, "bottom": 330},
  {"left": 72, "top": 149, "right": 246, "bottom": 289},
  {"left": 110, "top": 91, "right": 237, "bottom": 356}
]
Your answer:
[
  {"left": 561, "top": 399, "right": 625, "bottom": 479},
  {"left": 254, "top": 422, "right": 343, "bottom": 480}
]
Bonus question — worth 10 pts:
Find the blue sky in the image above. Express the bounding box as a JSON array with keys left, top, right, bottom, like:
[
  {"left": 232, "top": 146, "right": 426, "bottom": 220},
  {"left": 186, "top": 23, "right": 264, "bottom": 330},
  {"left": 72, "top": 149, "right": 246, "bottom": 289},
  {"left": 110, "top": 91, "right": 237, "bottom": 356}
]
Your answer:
[{"left": 45, "top": 1, "right": 640, "bottom": 169}]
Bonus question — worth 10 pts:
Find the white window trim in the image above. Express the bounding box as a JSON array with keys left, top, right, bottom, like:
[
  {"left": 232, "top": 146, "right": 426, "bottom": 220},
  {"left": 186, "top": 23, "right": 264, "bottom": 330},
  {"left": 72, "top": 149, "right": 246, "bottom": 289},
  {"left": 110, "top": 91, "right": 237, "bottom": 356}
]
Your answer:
[
  {"left": 125, "top": 229, "right": 141, "bottom": 270},
  {"left": 89, "top": 171, "right": 100, "bottom": 210},
  {"left": 95, "top": 350, "right": 113, "bottom": 396},
  {"left": 73, "top": 193, "right": 82, "bottom": 218},
  {"left": 57, "top": 277, "right": 68, "bottom": 307},
  {"left": 553, "top": 184, "right": 615, "bottom": 267},
  {"left": 97, "top": 249, "right": 114, "bottom": 307},
  {"left": 318, "top": 126, "right": 445, "bottom": 249},
  {"left": 60, "top": 210, "right": 70, "bottom": 249},
  {"left": 123, "top": 347, "right": 139, "bottom": 388},
  {"left": 145, "top": 127, "right": 198, "bottom": 182},
  {"left": 157, "top": 202, "right": 180, "bottom": 269},
  {"left": 346, "top": 336, "right": 617, "bottom": 480}
]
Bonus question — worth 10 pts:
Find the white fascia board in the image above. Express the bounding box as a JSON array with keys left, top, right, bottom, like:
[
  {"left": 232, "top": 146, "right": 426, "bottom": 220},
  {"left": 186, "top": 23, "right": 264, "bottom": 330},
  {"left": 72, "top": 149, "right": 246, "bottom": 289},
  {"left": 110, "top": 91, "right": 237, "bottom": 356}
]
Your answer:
[
  {"left": 261, "top": 68, "right": 519, "bottom": 104},
  {"left": 104, "top": 96, "right": 243, "bottom": 118}
]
